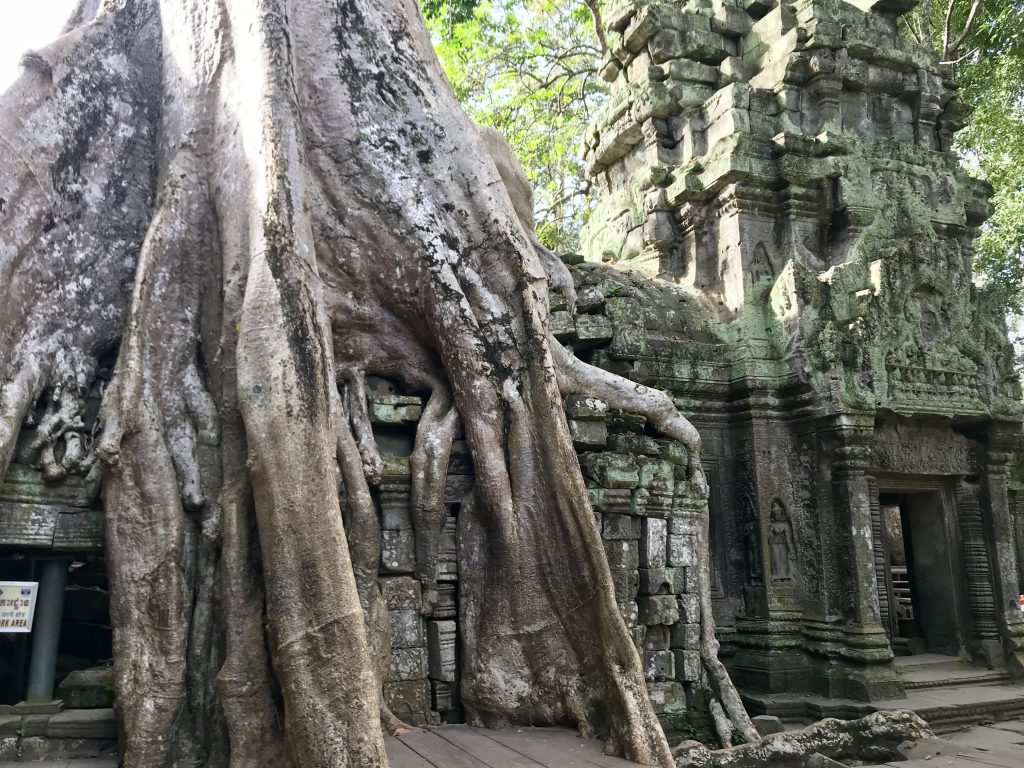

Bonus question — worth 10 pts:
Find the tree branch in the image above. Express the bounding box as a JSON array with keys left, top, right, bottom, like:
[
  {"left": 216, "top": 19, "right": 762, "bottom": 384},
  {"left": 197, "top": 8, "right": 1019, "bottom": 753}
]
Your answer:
[
  {"left": 581, "top": 0, "right": 609, "bottom": 57},
  {"left": 946, "top": 0, "right": 984, "bottom": 60}
]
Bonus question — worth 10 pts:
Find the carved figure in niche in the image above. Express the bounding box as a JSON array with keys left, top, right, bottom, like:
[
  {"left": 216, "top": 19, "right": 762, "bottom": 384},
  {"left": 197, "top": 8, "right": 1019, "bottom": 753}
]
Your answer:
[
  {"left": 768, "top": 499, "right": 798, "bottom": 582},
  {"left": 750, "top": 242, "right": 774, "bottom": 285},
  {"left": 742, "top": 496, "right": 763, "bottom": 584}
]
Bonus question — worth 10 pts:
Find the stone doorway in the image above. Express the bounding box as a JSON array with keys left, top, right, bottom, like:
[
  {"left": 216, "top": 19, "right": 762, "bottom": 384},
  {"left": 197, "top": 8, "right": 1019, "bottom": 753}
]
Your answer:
[{"left": 876, "top": 491, "right": 963, "bottom": 658}]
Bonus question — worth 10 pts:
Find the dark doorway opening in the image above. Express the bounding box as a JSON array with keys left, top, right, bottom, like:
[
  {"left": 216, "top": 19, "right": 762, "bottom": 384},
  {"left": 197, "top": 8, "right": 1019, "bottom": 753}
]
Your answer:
[{"left": 879, "top": 492, "right": 961, "bottom": 657}]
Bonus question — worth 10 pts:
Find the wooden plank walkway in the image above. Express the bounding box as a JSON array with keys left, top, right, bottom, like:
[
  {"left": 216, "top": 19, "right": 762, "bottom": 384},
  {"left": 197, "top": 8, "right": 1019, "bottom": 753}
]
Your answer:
[{"left": 385, "top": 725, "right": 652, "bottom": 768}]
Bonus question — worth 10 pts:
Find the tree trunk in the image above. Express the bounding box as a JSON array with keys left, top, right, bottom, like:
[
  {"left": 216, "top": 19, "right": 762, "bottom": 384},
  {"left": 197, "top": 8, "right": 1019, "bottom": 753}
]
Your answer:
[{"left": 0, "top": 1, "right": 753, "bottom": 765}]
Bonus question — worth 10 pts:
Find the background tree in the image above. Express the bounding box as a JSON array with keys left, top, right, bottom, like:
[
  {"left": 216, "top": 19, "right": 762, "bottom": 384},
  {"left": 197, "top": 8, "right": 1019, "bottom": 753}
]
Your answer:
[
  {"left": 423, "top": 0, "right": 604, "bottom": 253},
  {"left": 903, "top": 0, "right": 1024, "bottom": 327}
]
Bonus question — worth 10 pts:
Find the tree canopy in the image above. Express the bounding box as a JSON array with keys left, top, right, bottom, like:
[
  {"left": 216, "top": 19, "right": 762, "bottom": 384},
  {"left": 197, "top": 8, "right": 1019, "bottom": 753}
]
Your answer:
[{"left": 423, "top": 0, "right": 605, "bottom": 253}]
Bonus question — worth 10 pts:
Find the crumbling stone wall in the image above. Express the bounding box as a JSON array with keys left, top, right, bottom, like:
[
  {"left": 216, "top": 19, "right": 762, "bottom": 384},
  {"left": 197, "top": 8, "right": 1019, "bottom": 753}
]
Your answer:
[
  {"left": 364, "top": 296, "right": 716, "bottom": 731},
  {"left": 576, "top": 0, "right": 1024, "bottom": 701}
]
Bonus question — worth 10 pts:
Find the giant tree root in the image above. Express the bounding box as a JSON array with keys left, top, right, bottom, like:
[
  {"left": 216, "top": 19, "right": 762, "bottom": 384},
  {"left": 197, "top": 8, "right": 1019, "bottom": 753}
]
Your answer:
[
  {"left": 674, "top": 710, "right": 933, "bottom": 768},
  {"left": 0, "top": 0, "right": 761, "bottom": 765}
]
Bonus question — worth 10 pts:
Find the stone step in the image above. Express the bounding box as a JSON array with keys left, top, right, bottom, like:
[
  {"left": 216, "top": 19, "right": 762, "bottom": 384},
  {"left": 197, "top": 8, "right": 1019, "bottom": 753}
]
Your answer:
[
  {"left": 893, "top": 653, "right": 1013, "bottom": 691},
  {"left": 874, "top": 685, "right": 1024, "bottom": 734},
  {"left": 742, "top": 683, "right": 1024, "bottom": 735},
  {"left": 903, "top": 669, "right": 1011, "bottom": 690}
]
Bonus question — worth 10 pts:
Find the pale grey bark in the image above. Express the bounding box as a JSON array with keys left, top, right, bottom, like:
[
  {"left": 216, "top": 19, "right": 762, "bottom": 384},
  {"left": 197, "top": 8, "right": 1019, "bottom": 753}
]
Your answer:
[{"left": 0, "top": 0, "right": 761, "bottom": 766}]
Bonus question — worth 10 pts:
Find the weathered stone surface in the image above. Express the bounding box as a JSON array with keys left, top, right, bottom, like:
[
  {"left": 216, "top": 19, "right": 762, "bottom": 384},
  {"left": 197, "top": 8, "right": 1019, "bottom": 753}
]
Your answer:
[
  {"left": 56, "top": 667, "right": 115, "bottom": 709},
  {"left": 644, "top": 649, "right": 675, "bottom": 682},
  {"left": 383, "top": 680, "right": 431, "bottom": 718},
  {"left": 46, "top": 709, "right": 116, "bottom": 739},
  {"left": 389, "top": 648, "right": 428, "bottom": 682},
  {"left": 380, "top": 576, "right": 421, "bottom": 611},
  {"left": 603, "top": 512, "right": 642, "bottom": 540},
  {"left": 604, "top": 539, "right": 640, "bottom": 570},
  {"left": 638, "top": 595, "right": 679, "bottom": 626},
  {"left": 427, "top": 620, "right": 457, "bottom": 683},
  {"left": 751, "top": 714, "right": 785, "bottom": 736},
  {"left": 639, "top": 567, "right": 674, "bottom": 595},
  {"left": 390, "top": 610, "right": 425, "bottom": 649},
  {"left": 670, "top": 622, "right": 701, "bottom": 650},
  {"left": 380, "top": 530, "right": 416, "bottom": 574},
  {"left": 641, "top": 517, "right": 668, "bottom": 567},
  {"left": 0, "top": 717, "right": 19, "bottom": 737}
]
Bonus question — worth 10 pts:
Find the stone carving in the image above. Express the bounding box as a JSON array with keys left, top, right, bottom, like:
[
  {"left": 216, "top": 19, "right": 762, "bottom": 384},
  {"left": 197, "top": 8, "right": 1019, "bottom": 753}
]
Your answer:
[
  {"left": 768, "top": 500, "right": 797, "bottom": 583},
  {"left": 742, "top": 497, "right": 763, "bottom": 585},
  {"left": 955, "top": 481, "right": 999, "bottom": 642}
]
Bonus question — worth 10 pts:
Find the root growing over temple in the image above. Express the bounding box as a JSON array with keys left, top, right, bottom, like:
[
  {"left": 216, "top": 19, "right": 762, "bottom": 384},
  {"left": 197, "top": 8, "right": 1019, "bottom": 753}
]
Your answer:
[{"left": 0, "top": 0, "right": 762, "bottom": 765}]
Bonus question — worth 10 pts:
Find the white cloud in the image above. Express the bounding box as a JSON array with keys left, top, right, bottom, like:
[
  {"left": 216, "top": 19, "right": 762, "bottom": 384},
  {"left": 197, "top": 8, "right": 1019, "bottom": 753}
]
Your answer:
[{"left": 0, "top": 1, "right": 81, "bottom": 91}]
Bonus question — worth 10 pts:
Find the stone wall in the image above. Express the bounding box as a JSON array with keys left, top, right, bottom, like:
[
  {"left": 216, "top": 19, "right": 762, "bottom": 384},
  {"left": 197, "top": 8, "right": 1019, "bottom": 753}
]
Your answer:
[{"left": 575, "top": 0, "right": 1024, "bottom": 699}]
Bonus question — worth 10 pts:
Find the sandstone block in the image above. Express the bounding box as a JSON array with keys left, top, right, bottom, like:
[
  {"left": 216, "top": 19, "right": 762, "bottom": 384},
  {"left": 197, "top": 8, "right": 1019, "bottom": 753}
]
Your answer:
[
  {"left": 639, "top": 567, "right": 674, "bottom": 595},
  {"left": 604, "top": 539, "right": 640, "bottom": 570},
  {"left": 383, "top": 680, "right": 430, "bottom": 718},
  {"left": 668, "top": 533, "right": 696, "bottom": 567},
  {"left": 679, "top": 593, "right": 700, "bottom": 623},
  {"left": 644, "top": 625, "right": 671, "bottom": 651},
  {"left": 582, "top": 453, "right": 640, "bottom": 489},
  {"left": 46, "top": 708, "right": 116, "bottom": 739},
  {"left": 569, "top": 419, "right": 608, "bottom": 450},
  {"left": 641, "top": 517, "right": 668, "bottom": 567},
  {"left": 638, "top": 595, "right": 679, "bottom": 626},
  {"left": 603, "top": 512, "right": 642, "bottom": 540},
  {"left": 380, "top": 577, "right": 421, "bottom": 611},
  {"left": 610, "top": 567, "right": 640, "bottom": 603},
  {"left": 390, "top": 648, "right": 428, "bottom": 682},
  {"left": 670, "top": 622, "right": 701, "bottom": 650},
  {"left": 644, "top": 649, "right": 675, "bottom": 682},
  {"left": 427, "top": 620, "right": 457, "bottom": 682},
  {"left": 380, "top": 530, "right": 416, "bottom": 574},
  {"left": 390, "top": 609, "right": 425, "bottom": 649},
  {"left": 674, "top": 650, "right": 701, "bottom": 681},
  {"left": 672, "top": 566, "right": 695, "bottom": 594},
  {"left": 752, "top": 714, "right": 785, "bottom": 736},
  {"left": 56, "top": 666, "right": 114, "bottom": 709}
]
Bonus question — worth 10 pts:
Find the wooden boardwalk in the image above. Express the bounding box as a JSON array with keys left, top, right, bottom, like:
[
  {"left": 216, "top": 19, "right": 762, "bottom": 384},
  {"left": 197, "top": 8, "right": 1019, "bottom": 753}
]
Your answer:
[{"left": 386, "top": 725, "right": 651, "bottom": 768}]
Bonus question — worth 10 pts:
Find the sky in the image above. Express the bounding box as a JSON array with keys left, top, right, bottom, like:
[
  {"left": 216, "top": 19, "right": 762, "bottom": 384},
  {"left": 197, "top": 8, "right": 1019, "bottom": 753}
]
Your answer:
[{"left": 0, "top": 2, "right": 80, "bottom": 91}]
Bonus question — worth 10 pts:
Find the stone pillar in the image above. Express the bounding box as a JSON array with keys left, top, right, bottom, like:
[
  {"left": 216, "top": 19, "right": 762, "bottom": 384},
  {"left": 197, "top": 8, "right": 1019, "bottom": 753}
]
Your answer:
[
  {"left": 866, "top": 477, "right": 893, "bottom": 639},
  {"left": 26, "top": 558, "right": 68, "bottom": 704},
  {"left": 980, "top": 423, "right": 1024, "bottom": 672},
  {"left": 823, "top": 414, "right": 903, "bottom": 700},
  {"left": 728, "top": 390, "right": 806, "bottom": 694},
  {"left": 955, "top": 479, "right": 1001, "bottom": 665}
]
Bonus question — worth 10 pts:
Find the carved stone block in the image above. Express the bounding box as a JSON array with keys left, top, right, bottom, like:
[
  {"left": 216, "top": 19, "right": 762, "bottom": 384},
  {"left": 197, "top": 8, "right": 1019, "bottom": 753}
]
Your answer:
[
  {"left": 436, "top": 515, "right": 458, "bottom": 582},
  {"left": 427, "top": 620, "right": 457, "bottom": 683},
  {"left": 380, "top": 577, "right": 421, "bottom": 611},
  {"left": 644, "top": 649, "right": 675, "bottom": 682}
]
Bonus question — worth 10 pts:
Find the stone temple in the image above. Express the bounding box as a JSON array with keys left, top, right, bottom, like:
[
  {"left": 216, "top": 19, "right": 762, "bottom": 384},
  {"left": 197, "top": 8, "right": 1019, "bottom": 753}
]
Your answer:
[{"left": 2, "top": 0, "right": 1023, "bottom": 757}]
